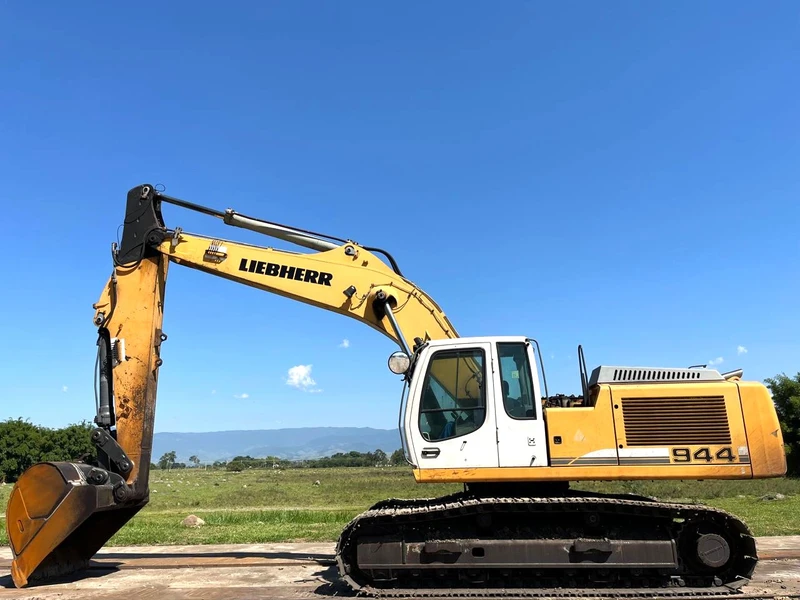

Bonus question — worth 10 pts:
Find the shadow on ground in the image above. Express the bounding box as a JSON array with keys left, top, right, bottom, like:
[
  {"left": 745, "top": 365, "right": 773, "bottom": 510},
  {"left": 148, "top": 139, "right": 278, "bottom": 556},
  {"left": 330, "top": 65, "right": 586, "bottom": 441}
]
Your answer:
[
  {"left": 1, "top": 566, "right": 121, "bottom": 589},
  {"left": 96, "top": 550, "right": 334, "bottom": 563},
  {"left": 0, "top": 551, "right": 337, "bottom": 590},
  {"left": 314, "top": 565, "right": 355, "bottom": 597}
]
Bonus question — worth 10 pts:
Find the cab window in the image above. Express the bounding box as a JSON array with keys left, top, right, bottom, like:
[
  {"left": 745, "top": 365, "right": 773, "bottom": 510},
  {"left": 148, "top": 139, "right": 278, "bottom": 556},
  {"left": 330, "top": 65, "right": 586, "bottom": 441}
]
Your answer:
[
  {"left": 498, "top": 342, "right": 537, "bottom": 419},
  {"left": 419, "top": 348, "right": 486, "bottom": 442}
]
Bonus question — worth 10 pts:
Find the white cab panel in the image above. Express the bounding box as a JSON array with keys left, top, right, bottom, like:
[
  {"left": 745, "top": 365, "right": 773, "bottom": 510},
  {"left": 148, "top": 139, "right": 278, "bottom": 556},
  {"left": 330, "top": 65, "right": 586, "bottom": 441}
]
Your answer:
[
  {"left": 405, "top": 341, "right": 498, "bottom": 469},
  {"left": 492, "top": 340, "right": 548, "bottom": 467}
]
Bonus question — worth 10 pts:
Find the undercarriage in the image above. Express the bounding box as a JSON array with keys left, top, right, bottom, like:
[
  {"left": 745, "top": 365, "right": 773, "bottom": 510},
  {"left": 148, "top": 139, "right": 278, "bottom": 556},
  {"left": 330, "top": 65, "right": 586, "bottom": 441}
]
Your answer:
[{"left": 336, "top": 489, "right": 757, "bottom": 597}]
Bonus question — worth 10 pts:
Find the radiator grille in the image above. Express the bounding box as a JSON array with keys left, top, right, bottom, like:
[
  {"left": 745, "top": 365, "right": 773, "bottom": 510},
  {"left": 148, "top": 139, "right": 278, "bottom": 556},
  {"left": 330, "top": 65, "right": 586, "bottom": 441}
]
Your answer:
[{"left": 621, "top": 396, "right": 731, "bottom": 447}]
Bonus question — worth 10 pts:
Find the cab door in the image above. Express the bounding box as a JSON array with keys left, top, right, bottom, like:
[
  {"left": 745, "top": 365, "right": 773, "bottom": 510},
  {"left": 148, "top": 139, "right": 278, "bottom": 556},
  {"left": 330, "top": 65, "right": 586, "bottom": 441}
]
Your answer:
[
  {"left": 493, "top": 341, "right": 548, "bottom": 467},
  {"left": 406, "top": 343, "right": 499, "bottom": 469}
]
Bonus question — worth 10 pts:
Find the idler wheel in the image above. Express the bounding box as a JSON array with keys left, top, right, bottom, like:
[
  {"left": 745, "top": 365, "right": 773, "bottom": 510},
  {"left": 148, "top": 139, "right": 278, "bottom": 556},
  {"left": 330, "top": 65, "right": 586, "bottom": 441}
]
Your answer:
[{"left": 696, "top": 533, "right": 730, "bottom": 569}]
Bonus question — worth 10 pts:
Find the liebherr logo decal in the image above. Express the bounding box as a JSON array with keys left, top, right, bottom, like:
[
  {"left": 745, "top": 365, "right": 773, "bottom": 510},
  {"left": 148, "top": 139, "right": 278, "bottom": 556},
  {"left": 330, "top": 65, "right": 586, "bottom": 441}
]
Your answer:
[{"left": 238, "top": 258, "right": 333, "bottom": 286}]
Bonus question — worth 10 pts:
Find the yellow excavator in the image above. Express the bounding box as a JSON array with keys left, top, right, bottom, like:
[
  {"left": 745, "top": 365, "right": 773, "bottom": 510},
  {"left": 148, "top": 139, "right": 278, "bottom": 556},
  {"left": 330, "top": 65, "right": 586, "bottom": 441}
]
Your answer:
[{"left": 6, "top": 185, "right": 786, "bottom": 594}]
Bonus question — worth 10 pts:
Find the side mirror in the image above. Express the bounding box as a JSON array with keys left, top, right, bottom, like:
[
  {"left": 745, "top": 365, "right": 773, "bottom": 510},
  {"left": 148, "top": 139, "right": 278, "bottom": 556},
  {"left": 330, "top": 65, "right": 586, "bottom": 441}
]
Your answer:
[{"left": 387, "top": 351, "right": 411, "bottom": 375}]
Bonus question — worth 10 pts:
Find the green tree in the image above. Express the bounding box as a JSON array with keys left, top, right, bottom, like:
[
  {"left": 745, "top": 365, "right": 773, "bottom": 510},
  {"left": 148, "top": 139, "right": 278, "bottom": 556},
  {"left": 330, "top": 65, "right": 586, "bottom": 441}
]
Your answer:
[
  {"left": 0, "top": 419, "right": 98, "bottom": 483},
  {"left": 373, "top": 449, "right": 387, "bottom": 466},
  {"left": 158, "top": 450, "right": 177, "bottom": 470},
  {"left": 189, "top": 455, "right": 200, "bottom": 468},
  {"left": 765, "top": 372, "right": 800, "bottom": 476},
  {"left": 0, "top": 419, "right": 45, "bottom": 483},
  {"left": 40, "top": 421, "right": 96, "bottom": 464},
  {"left": 390, "top": 449, "right": 406, "bottom": 466}
]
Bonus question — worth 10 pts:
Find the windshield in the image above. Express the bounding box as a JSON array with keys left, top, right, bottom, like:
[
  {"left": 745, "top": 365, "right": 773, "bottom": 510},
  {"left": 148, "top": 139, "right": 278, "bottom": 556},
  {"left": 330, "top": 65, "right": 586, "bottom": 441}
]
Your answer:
[{"left": 419, "top": 348, "right": 486, "bottom": 442}]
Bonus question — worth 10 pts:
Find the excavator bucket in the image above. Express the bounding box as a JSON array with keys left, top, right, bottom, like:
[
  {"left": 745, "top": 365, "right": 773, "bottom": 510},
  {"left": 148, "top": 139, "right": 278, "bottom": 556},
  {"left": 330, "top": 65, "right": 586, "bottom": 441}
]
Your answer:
[{"left": 6, "top": 462, "right": 144, "bottom": 588}]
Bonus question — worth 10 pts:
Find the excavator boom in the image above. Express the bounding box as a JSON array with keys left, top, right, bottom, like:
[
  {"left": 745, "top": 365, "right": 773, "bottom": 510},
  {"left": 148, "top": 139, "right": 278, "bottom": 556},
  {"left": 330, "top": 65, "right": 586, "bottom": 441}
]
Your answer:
[{"left": 6, "top": 184, "right": 456, "bottom": 587}]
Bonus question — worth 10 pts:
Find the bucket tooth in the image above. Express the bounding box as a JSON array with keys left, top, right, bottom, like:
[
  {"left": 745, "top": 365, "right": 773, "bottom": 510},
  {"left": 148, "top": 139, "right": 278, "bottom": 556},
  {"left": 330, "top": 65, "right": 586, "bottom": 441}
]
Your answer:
[{"left": 6, "top": 462, "right": 145, "bottom": 588}]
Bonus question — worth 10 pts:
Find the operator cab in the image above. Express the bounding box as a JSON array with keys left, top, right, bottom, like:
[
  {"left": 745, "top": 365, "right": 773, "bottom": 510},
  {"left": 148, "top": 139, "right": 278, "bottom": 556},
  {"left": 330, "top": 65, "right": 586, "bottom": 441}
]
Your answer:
[{"left": 398, "top": 336, "right": 550, "bottom": 470}]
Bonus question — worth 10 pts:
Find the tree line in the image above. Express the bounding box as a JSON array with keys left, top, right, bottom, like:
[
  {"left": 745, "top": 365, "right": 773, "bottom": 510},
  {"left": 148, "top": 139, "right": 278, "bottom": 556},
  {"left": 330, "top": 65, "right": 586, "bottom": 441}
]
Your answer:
[
  {"left": 2, "top": 373, "right": 799, "bottom": 482},
  {"left": 767, "top": 373, "right": 799, "bottom": 476},
  {"left": 154, "top": 448, "right": 407, "bottom": 471},
  {"left": 0, "top": 419, "right": 95, "bottom": 483}
]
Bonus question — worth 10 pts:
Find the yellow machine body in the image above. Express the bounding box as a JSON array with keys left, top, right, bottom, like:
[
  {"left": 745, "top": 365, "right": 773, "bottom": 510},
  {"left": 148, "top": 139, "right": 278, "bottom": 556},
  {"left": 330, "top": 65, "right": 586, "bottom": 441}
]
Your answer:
[{"left": 414, "top": 380, "right": 786, "bottom": 483}]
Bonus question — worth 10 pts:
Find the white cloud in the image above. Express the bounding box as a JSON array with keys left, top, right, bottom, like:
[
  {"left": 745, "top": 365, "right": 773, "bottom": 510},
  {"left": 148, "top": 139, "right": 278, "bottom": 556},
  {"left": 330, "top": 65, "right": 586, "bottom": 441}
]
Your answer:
[
  {"left": 234, "top": 393, "right": 249, "bottom": 399},
  {"left": 737, "top": 345, "right": 748, "bottom": 355},
  {"left": 708, "top": 357, "right": 724, "bottom": 366},
  {"left": 286, "top": 364, "right": 321, "bottom": 392},
  {"left": 62, "top": 385, "right": 68, "bottom": 393},
  {"left": 339, "top": 339, "right": 350, "bottom": 349}
]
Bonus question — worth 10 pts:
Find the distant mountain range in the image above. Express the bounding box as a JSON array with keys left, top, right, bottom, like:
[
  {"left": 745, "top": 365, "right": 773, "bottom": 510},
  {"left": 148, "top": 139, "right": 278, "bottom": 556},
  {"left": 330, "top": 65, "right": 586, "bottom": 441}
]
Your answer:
[{"left": 153, "top": 427, "right": 400, "bottom": 463}]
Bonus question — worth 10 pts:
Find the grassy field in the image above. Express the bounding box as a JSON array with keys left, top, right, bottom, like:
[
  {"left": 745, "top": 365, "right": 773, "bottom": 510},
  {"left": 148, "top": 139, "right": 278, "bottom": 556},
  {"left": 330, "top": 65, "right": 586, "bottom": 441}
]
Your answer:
[{"left": 1, "top": 468, "right": 799, "bottom": 546}]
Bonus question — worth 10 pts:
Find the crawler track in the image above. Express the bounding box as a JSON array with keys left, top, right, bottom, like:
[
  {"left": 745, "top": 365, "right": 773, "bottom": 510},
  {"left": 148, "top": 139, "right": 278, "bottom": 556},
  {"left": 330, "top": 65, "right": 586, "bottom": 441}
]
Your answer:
[{"left": 335, "top": 493, "right": 758, "bottom": 597}]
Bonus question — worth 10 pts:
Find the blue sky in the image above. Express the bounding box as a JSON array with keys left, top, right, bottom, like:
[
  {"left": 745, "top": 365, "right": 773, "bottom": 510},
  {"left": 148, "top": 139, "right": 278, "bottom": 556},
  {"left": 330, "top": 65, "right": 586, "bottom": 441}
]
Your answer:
[{"left": 0, "top": 2, "right": 797, "bottom": 433}]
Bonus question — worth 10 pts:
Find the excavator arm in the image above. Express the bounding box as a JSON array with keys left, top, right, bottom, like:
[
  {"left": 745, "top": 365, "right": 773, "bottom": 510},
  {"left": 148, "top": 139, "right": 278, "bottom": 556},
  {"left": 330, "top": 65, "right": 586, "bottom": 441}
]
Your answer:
[{"left": 7, "top": 184, "right": 457, "bottom": 588}]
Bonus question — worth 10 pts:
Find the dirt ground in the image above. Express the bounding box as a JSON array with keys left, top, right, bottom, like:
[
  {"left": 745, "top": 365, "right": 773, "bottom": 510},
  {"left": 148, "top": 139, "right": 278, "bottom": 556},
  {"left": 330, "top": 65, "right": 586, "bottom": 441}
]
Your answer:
[{"left": 1, "top": 538, "right": 799, "bottom": 600}]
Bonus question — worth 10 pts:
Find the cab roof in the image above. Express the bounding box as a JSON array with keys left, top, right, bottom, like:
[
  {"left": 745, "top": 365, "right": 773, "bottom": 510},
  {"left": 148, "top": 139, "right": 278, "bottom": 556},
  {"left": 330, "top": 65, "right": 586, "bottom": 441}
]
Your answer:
[{"left": 424, "top": 335, "right": 531, "bottom": 347}]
